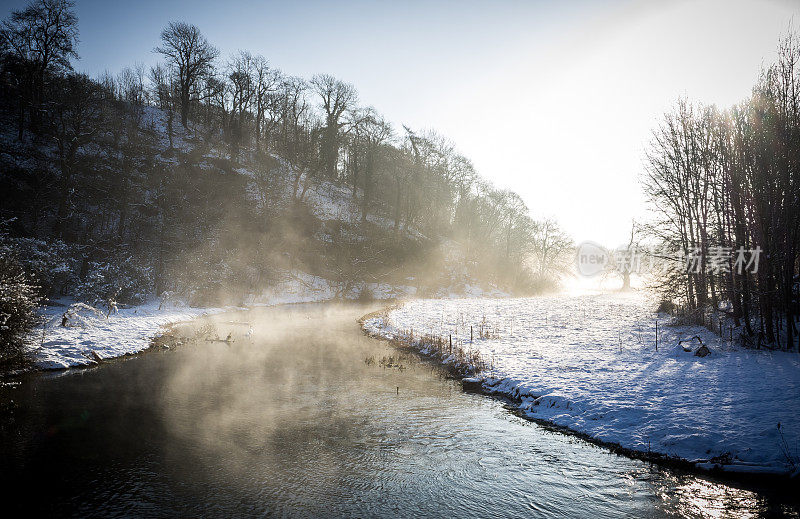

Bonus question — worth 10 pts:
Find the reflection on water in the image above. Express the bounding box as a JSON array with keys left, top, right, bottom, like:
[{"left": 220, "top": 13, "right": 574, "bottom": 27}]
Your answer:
[
  {"left": 1, "top": 303, "right": 797, "bottom": 517},
  {"left": 657, "top": 477, "right": 798, "bottom": 518}
]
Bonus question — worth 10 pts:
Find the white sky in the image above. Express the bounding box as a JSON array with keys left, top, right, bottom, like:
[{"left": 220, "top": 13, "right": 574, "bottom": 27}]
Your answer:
[
  {"left": 405, "top": 0, "right": 799, "bottom": 246},
  {"left": 3, "top": 0, "right": 796, "bottom": 246}
]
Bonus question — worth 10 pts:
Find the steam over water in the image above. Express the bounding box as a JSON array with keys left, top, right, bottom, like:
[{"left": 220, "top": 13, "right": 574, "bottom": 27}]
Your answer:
[{"left": 1, "top": 303, "right": 796, "bottom": 517}]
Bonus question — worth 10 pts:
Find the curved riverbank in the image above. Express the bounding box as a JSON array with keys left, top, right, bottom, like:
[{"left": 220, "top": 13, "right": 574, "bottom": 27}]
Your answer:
[
  {"left": 360, "top": 295, "right": 800, "bottom": 483},
  {"left": 19, "top": 300, "right": 225, "bottom": 371},
  {"left": 3, "top": 301, "right": 797, "bottom": 517}
]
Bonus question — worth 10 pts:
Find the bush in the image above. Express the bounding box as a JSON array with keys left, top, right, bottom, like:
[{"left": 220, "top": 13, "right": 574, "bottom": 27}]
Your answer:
[
  {"left": 0, "top": 252, "right": 41, "bottom": 366},
  {"left": 166, "top": 251, "right": 270, "bottom": 307},
  {"left": 656, "top": 299, "right": 676, "bottom": 314},
  {"left": 2, "top": 237, "right": 80, "bottom": 297},
  {"left": 73, "top": 256, "right": 154, "bottom": 306}
]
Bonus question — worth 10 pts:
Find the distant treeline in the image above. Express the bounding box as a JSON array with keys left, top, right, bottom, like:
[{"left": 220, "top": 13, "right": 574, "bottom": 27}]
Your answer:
[
  {"left": 0, "top": 0, "right": 571, "bottom": 313},
  {"left": 644, "top": 33, "right": 800, "bottom": 350}
]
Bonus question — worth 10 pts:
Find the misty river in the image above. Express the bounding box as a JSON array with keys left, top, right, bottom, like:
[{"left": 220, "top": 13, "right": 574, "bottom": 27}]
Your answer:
[{"left": 1, "top": 303, "right": 797, "bottom": 517}]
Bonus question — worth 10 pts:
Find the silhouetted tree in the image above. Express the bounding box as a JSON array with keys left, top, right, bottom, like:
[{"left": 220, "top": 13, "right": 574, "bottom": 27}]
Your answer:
[
  {"left": 310, "top": 74, "right": 357, "bottom": 179},
  {"left": 154, "top": 21, "right": 218, "bottom": 128},
  {"left": 0, "top": 0, "right": 78, "bottom": 138}
]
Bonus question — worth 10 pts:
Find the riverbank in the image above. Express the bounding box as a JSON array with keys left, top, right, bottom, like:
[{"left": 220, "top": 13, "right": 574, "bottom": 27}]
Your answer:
[
  {"left": 21, "top": 268, "right": 414, "bottom": 372},
  {"left": 20, "top": 268, "right": 510, "bottom": 373},
  {"left": 360, "top": 291, "right": 800, "bottom": 479},
  {"left": 25, "top": 300, "right": 224, "bottom": 370},
  {"left": 9, "top": 301, "right": 794, "bottom": 517}
]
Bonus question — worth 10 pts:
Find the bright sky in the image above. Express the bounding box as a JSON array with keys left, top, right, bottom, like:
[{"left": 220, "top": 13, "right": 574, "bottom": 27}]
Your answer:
[{"left": 2, "top": 0, "right": 797, "bottom": 245}]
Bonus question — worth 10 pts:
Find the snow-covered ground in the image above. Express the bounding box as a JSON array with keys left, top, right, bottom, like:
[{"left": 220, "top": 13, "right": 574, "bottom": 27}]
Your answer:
[
  {"left": 362, "top": 290, "right": 800, "bottom": 475},
  {"left": 26, "top": 270, "right": 421, "bottom": 371},
  {"left": 30, "top": 300, "right": 223, "bottom": 370}
]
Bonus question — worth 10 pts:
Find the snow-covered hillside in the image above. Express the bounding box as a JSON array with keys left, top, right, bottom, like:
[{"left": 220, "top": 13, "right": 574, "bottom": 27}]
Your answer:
[
  {"left": 6, "top": 104, "right": 531, "bottom": 371},
  {"left": 362, "top": 291, "right": 800, "bottom": 475}
]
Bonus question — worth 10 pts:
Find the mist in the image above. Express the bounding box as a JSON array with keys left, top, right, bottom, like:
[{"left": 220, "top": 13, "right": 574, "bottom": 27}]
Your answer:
[{"left": 2, "top": 1, "right": 800, "bottom": 516}]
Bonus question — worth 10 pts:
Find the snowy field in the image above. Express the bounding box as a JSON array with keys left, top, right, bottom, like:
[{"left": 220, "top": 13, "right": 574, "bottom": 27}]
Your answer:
[{"left": 362, "top": 290, "right": 800, "bottom": 475}]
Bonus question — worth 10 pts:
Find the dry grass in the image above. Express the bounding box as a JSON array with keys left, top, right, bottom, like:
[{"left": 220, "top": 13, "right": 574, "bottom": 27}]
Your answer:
[{"left": 359, "top": 307, "right": 487, "bottom": 378}]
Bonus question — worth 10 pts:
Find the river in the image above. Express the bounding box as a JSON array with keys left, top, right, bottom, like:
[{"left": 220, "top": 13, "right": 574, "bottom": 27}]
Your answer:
[{"left": 1, "top": 303, "right": 797, "bottom": 517}]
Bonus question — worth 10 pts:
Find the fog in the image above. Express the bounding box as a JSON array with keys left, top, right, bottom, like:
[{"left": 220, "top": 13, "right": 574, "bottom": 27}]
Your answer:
[
  {"left": 2, "top": 302, "right": 788, "bottom": 516},
  {"left": 158, "top": 303, "right": 420, "bottom": 481}
]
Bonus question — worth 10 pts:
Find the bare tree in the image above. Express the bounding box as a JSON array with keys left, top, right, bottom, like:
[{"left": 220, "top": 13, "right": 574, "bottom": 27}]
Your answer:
[
  {"left": 310, "top": 74, "right": 357, "bottom": 178},
  {"left": 226, "top": 50, "right": 255, "bottom": 157},
  {"left": 531, "top": 218, "right": 572, "bottom": 280},
  {"left": 149, "top": 63, "right": 177, "bottom": 148},
  {"left": 117, "top": 64, "right": 146, "bottom": 105},
  {"left": 356, "top": 109, "right": 392, "bottom": 221},
  {"left": 498, "top": 191, "right": 529, "bottom": 262},
  {"left": 617, "top": 221, "right": 639, "bottom": 291},
  {"left": 274, "top": 76, "right": 312, "bottom": 200},
  {"left": 643, "top": 33, "right": 800, "bottom": 349},
  {"left": 154, "top": 21, "right": 218, "bottom": 128},
  {"left": 0, "top": 0, "right": 79, "bottom": 138},
  {"left": 252, "top": 55, "right": 279, "bottom": 151},
  {"left": 50, "top": 73, "right": 102, "bottom": 238}
]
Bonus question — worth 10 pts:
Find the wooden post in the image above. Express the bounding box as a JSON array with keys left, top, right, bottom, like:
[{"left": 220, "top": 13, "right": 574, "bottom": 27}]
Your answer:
[
  {"left": 470, "top": 326, "right": 473, "bottom": 343},
  {"left": 449, "top": 334, "right": 452, "bottom": 354},
  {"left": 655, "top": 320, "right": 658, "bottom": 351}
]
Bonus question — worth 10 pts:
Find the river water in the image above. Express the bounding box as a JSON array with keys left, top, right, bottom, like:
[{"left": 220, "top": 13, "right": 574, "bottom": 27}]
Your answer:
[{"left": 1, "top": 303, "right": 797, "bottom": 517}]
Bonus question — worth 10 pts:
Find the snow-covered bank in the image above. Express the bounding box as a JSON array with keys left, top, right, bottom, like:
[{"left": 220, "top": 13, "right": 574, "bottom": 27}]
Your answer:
[
  {"left": 29, "top": 300, "right": 225, "bottom": 370},
  {"left": 362, "top": 291, "right": 800, "bottom": 476},
  {"left": 25, "top": 270, "right": 420, "bottom": 371}
]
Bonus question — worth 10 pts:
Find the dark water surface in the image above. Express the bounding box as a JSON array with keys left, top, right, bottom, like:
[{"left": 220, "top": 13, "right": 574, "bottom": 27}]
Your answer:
[{"left": 1, "top": 303, "right": 798, "bottom": 517}]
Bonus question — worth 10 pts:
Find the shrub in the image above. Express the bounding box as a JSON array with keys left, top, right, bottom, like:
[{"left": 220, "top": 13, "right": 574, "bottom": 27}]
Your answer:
[
  {"left": 73, "top": 256, "right": 153, "bottom": 306},
  {"left": 2, "top": 237, "right": 80, "bottom": 297},
  {"left": 0, "top": 252, "right": 41, "bottom": 367},
  {"left": 656, "top": 299, "right": 676, "bottom": 314}
]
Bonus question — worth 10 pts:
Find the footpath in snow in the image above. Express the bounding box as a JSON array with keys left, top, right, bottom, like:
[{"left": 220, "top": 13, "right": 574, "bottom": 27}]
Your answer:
[{"left": 362, "top": 290, "right": 800, "bottom": 476}]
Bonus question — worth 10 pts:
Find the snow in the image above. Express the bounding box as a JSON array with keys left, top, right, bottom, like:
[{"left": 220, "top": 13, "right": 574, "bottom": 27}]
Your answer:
[
  {"left": 30, "top": 300, "right": 223, "bottom": 370},
  {"left": 362, "top": 290, "right": 800, "bottom": 474},
  {"left": 26, "top": 271, "right": 418, "bottom": 371},
  {"left": 247, "top": 271, "right": 338, "bottom": 306},
  {"left": 304, "top": 178, "right": 398, "bottom": 229},
  {"left": 11, "top": 106, "right": 504, "bottom": 372},
  {"left": 246, "top": 269, "right": 417, "bottom": 305}
]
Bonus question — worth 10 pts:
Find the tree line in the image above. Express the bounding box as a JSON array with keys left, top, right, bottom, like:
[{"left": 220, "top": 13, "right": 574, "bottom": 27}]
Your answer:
[{"left": 643, "top": 32, "right": 800, "bottom": 350}]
